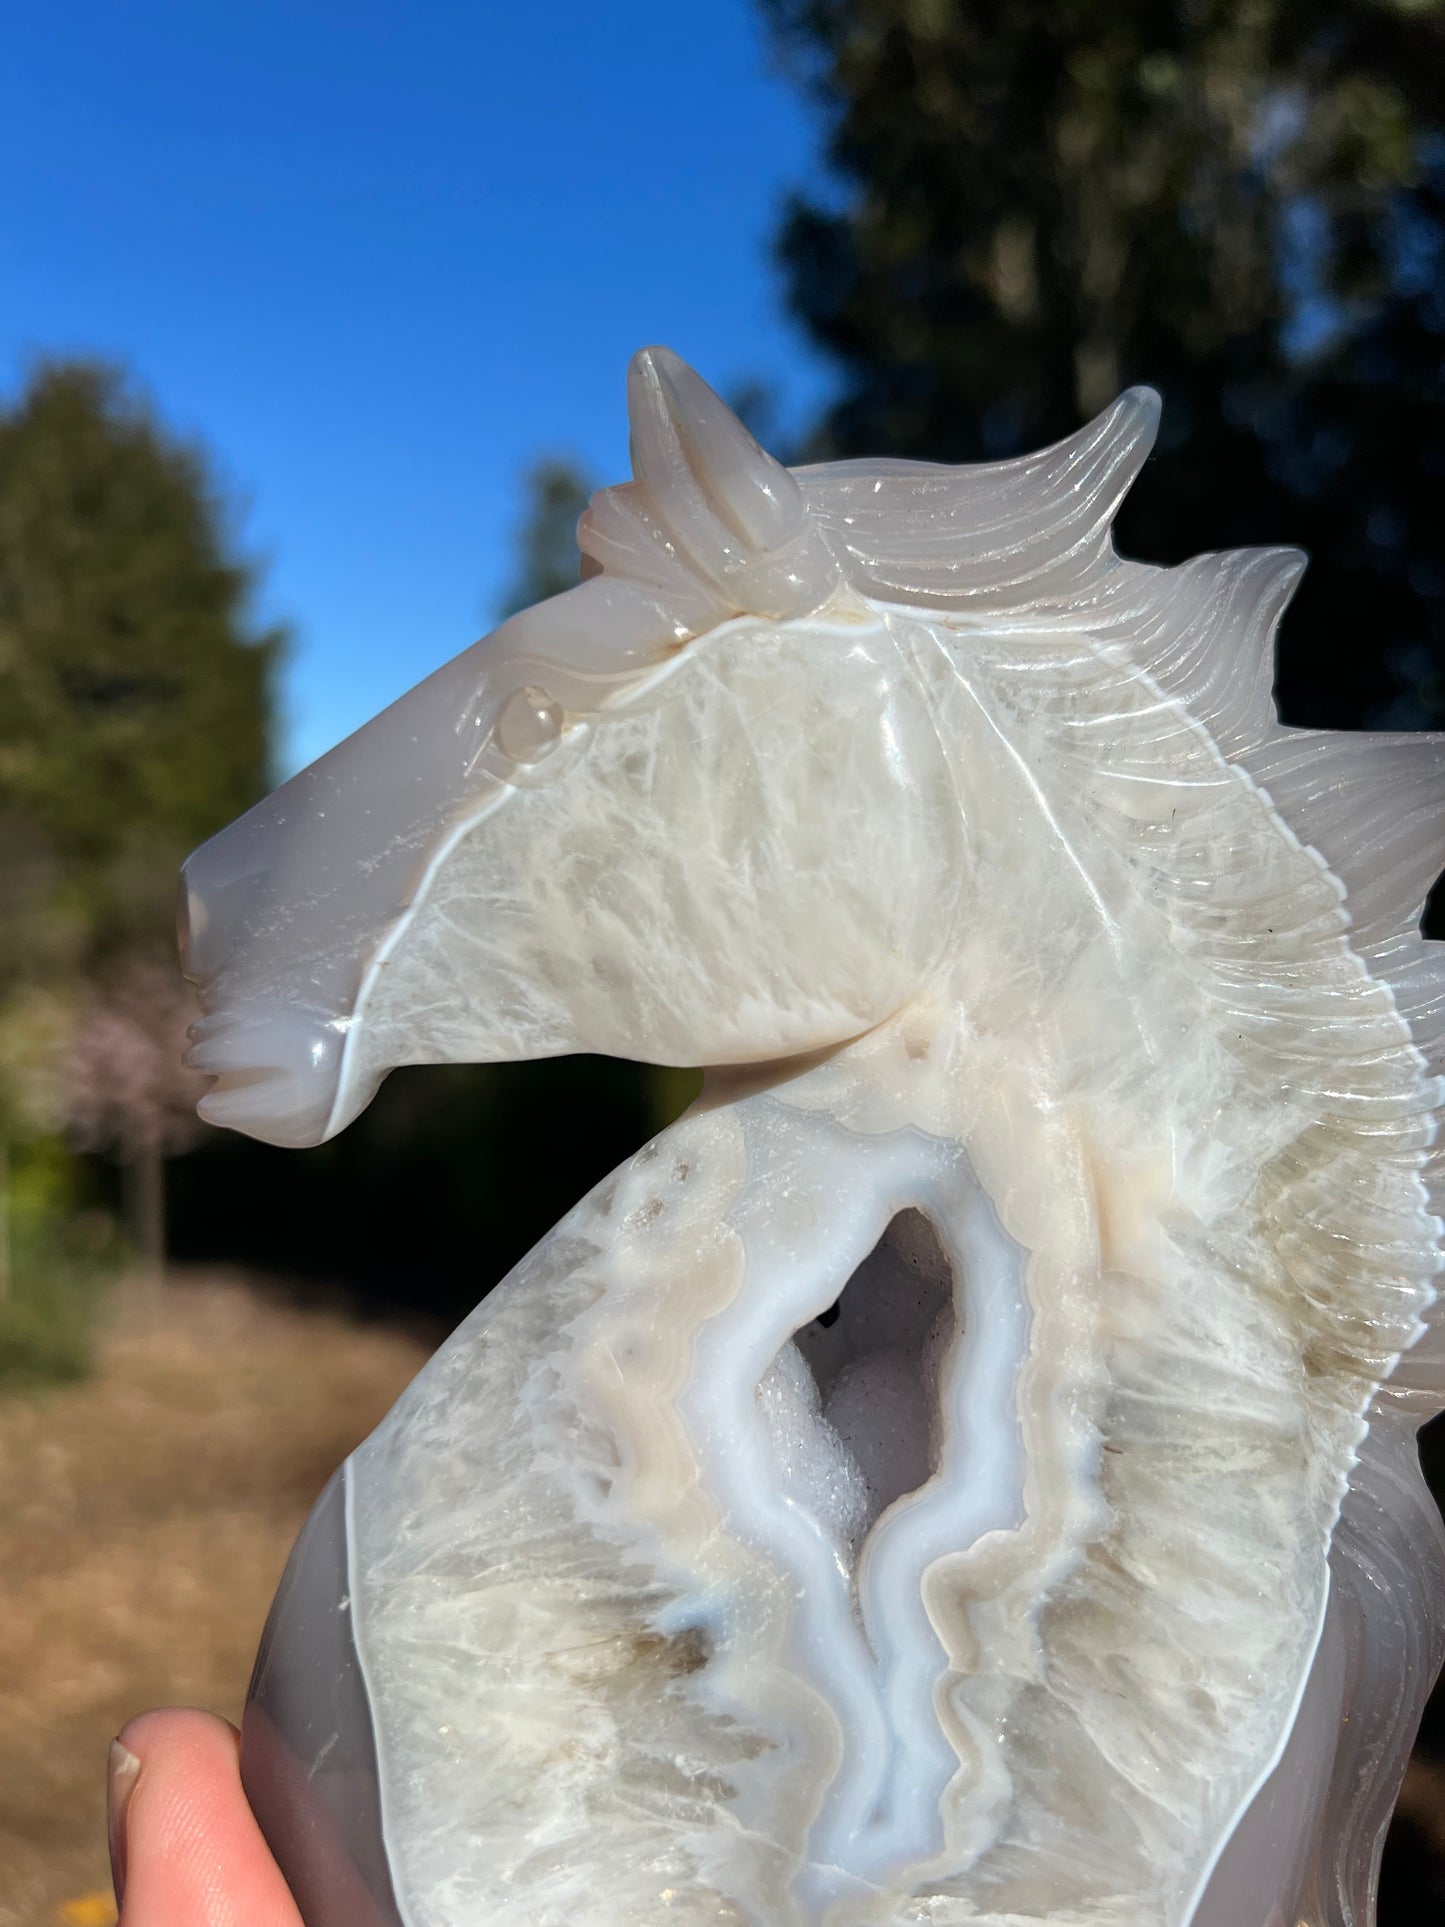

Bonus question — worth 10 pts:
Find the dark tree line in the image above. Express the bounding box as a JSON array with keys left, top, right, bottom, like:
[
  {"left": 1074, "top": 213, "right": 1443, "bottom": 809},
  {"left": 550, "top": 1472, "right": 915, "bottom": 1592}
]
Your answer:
[{"left": 762, "top": 0, "right": 1445, "bottom": 733}]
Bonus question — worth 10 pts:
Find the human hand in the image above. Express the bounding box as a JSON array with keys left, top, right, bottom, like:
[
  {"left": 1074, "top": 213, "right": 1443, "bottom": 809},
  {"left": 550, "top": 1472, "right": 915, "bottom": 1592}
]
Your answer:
[{"left": 107, "top": 1709, "right": 302, "bottom": 1926}]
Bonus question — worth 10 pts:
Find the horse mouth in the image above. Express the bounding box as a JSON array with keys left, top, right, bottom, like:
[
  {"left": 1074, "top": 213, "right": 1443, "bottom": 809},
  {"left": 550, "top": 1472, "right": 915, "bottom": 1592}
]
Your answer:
[{"left": 186, "top": 1005, "right": 352, "bottom": 1149}]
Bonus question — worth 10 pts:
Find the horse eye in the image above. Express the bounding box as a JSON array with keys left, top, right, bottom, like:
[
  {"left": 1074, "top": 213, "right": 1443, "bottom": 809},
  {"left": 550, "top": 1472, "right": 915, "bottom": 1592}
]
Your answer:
[{"left": 495, "top": 685, "right": 564, "bottom": 764}]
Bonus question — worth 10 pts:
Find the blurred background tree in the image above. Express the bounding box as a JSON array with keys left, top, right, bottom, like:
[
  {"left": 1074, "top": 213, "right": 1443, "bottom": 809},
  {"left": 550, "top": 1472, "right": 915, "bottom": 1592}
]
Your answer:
[
  {"left": 0, "top": 362, "right": 276, "bottom": 957},
  {"left": 64, "top": 957, "right": 208, "bottom": 1293},
  {"left": 0, "top": 360, "right": 279, "bottom": 1369},
  {"left": 761, "top": 0, "right": 1445, "bottom": 730}
]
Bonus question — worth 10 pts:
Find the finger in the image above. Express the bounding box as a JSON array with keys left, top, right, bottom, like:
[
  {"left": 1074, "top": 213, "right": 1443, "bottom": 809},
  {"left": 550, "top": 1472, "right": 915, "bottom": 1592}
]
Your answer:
[{"left": 110, "top": 1708, "right": 303, "bottom": 1927}]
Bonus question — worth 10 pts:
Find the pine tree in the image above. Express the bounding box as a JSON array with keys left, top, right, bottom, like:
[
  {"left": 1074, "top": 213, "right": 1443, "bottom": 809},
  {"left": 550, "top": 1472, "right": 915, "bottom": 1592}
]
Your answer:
[
  {"left": 0, "top": 359, "right": 278, "bottom": 1302},
  {"left": 0, "top": 360, "right": 278, "bottom": 966}
]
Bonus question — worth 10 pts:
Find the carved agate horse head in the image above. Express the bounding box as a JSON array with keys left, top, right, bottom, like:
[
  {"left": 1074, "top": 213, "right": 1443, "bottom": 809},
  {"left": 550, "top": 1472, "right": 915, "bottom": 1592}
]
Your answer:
[{"left": 181, "top": 350, "right": 1445, "bottom": 1927}]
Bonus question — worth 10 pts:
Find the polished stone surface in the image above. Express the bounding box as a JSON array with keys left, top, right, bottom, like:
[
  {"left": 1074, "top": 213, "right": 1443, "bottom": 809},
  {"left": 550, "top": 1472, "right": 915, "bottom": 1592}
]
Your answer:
[{"left": 184, "top": 349, "right": 1445, "bottom": 1925}]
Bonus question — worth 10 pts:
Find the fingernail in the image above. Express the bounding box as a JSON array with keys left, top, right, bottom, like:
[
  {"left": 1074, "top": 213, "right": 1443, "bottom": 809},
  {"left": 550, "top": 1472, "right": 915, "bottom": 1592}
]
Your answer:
[{"left": 107, "top": 1738, "right": 142, "bottom": 1909}]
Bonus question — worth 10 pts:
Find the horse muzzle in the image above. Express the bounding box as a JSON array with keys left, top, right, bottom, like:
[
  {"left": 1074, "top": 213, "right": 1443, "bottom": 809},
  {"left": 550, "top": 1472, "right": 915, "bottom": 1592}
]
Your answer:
[{"left": 185, "top": 1003, "right": 354, "bottom": 1148}]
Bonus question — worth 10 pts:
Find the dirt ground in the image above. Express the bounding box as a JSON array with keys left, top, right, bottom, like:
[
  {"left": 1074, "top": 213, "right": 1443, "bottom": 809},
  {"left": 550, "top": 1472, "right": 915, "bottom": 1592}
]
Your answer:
[{"left": 0, "top": 1272, "right": 430, "bottom": 1927}]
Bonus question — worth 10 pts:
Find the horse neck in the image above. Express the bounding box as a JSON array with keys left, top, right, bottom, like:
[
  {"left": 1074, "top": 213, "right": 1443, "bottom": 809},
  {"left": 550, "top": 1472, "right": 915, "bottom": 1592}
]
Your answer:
[{"left": 765, "top": 590, "right": 1437, "bottom": 1431}]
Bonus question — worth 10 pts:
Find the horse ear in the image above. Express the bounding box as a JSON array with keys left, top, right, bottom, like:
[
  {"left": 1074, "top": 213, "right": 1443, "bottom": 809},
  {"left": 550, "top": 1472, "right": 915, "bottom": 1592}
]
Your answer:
[
  {"left": 623, "top": 346, "right": 836, "bottom": 617},
  {"left": 627, "top": 346, "right": 804, "bottom": 554}
]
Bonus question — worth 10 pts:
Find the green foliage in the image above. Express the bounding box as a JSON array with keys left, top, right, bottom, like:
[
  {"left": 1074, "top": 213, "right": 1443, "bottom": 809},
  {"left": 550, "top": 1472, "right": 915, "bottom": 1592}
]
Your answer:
[
  {"left": 0, "top": 1138, "right": 120, "bottom": 1388},
  {"left": 761, "top": 0, "right": 1445, "bottom": 731},
  {"left": 0, "top": 360, "right": 279, "bottom": 967},
  {"left": 0, "top": 359, "right": 279, "bottom": 1375},
  {"left": 0, "top": 1262, "right": 97, "bottom": 1387}
]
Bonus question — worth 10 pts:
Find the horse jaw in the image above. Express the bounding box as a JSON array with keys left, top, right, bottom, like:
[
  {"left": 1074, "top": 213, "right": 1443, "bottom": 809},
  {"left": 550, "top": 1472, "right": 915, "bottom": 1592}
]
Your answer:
[{"left": 175, "top": 344, "right": 877, "bottom": 1150}]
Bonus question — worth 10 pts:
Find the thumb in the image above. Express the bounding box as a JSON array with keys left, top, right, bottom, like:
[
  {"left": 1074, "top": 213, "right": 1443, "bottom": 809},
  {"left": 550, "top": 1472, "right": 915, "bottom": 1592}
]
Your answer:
[{"left": 109, "top": 1708, "right": 303, "bottom": 1927}]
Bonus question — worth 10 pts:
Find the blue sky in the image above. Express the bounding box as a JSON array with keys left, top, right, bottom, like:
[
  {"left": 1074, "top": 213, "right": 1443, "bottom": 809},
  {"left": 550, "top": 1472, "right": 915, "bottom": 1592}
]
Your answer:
[{"left": 0, "top": 1, "right": 834, "bottom": 771}]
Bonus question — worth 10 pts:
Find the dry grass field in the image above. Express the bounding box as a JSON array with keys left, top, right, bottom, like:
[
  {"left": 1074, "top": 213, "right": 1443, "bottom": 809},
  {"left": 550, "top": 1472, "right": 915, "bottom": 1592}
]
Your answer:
[{"left": 0, "top": 1272, "right": 430, "bottom": 1927}]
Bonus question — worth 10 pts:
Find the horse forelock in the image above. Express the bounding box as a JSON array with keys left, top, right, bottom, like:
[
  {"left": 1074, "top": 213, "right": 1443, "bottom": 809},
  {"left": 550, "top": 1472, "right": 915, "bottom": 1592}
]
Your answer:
[{"left": 576, "top": 386, "right": 1164, "bottom": 637}]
